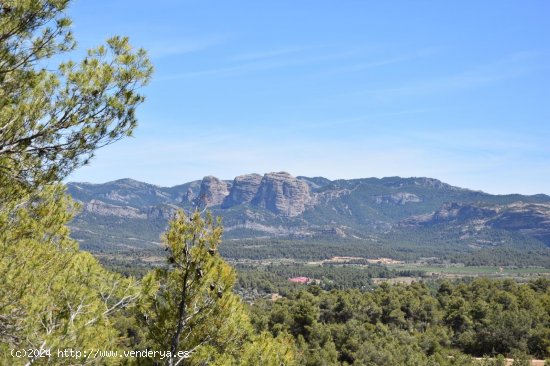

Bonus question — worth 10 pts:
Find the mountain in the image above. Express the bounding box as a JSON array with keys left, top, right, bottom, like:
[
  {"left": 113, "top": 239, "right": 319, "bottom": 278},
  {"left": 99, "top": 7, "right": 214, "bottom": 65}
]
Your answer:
[
  {"left": 401, "top": 201, "right": 550, "bottom": 246},
  {"left": 67, "top": 173, "right": 550, "bottom": 259}
]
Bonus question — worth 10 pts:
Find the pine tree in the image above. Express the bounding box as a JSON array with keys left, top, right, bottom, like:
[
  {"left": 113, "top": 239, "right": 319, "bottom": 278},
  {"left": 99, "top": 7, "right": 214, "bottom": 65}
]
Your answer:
[
  {"left": 0, "top": 0, "right": 152, "bottom": 200},
  {"left": 0, "top": 3, "right": 295, "bottom": 365},
  {"left": 0, "top": 1, "right": 150, "bottom": 364},
  {"left": 0, "top": 185, "right": 140, "bottom": 365},
  {"left": 138, "top": 210, "right": 295, "bottom": 365}
]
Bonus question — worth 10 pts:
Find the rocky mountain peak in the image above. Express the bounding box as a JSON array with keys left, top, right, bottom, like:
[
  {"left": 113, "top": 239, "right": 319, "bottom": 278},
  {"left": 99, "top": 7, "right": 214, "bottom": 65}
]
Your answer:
[
  {"left": 66, "top": 174, "right": 550, "bottom": 252},
  {"left": 111, "top": 178, "right": 150, "bottom": 188},
  {"left": 433, "top": 203, "right": 499, "bottom": 222},
  {"left": 413, "top": 177, "right": 451, "bottom": 189},
  {"left": 198, "top": 176, "right": 230, "bottom": 207},
  {"left": 251, "top": 172, "right": 312, "bottom": 217},
  {"left": 222, "top": 173, "right": 263, "bottom": 208}
]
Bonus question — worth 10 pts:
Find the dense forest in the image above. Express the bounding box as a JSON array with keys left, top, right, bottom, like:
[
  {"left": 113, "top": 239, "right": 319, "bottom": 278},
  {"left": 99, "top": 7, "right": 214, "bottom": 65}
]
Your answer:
[
  {"left": 249, "top": 279, "right": 550, "bottom": 365},
  {"left": 218, "top": 231, "right": 550, "bottom": 268}
]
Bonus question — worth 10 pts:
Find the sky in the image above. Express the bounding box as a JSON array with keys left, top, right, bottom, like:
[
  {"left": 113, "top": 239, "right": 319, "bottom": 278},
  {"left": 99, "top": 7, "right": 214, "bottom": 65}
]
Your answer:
[{"left": 65, "top": 0, "right": 550, "bottom": 195}]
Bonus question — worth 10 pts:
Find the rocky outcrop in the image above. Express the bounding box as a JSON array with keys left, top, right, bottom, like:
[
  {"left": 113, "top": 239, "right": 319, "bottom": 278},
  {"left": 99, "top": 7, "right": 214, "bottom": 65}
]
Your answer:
[
  {"left": 67, "top": 174, "right": 550, "bottom": 252},
  {"left": 401, "top": 202, "right": 550, "bottom": 246},
  {"left": 222, "top": 174, "right": 263, "bottom": 208},
  {"left": 431, "top": 203, "right": 499, "bottom": 223},
  {"left": 83, "top": 200, "right": 147, "bottom": 219},
  {"left": 251, "top": 172, "right": 311, "bottom": 217},
  {"left": 413, "top": 177, "right": 452, "bottom": 189},
  {"left": 198, "top": 176, "right": 230, "bottom": 207},
  {"left": 375, "top": 192, "right": 421, "bottom": 205},
  {"left": 297, "top": 176, "right": 332, "bottom": 189},
  {"left": 185, "top": 188, "right": 195, "bottom": 203},
  {"left": 401, "top": 202, "right": 499, "bottom": 226},
  {"left": 488, "top": 203, "right": 550, "bottom": 245},
  {"left": 146, "top": 204, "right": 179, "bottom": 220}
]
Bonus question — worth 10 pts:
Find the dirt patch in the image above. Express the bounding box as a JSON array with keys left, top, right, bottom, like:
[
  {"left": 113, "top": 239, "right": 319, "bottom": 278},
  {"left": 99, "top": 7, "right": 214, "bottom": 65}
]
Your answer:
[{"left": 367, "top": 257, "right": 404, "bottom": 265}]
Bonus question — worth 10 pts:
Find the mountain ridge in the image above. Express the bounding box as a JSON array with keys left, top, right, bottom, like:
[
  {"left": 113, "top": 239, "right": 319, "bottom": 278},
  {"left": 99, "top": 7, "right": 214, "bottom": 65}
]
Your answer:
[{"left": 66, "top": 172, "right": 550, "bottom": 256}]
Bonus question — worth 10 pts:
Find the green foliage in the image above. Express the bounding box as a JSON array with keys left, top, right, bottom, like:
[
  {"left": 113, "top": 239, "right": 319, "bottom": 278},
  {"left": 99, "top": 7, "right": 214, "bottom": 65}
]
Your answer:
[
  {"left": 0, "top": 185, "right": 140, "bottom": 365},
  {"left": 249, "top": 278, "right": 550, "bottom": 365},
  {"left": 217, "top": 233, "right": 550, "bottom": 267},
  {"left": 234, "top": 262, "right": 424, "bottom": 298},
  {"left": 0, "top": 0, "right": 152, "bottom": 197},
  {"left": 509, "top": 352, "right": 531, "bottom": 366},
  {"left": 1, "top": 3, "right": 151, "bottom": 363},
  {"left": 137, "top": 210, "right": 296, "bottom": 365}
]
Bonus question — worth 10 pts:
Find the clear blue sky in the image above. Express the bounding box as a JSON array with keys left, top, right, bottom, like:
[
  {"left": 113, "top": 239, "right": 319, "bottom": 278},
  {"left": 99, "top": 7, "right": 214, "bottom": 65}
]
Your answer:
[{"left": 65, "top": 0, "right": 550, "bottom": 195}]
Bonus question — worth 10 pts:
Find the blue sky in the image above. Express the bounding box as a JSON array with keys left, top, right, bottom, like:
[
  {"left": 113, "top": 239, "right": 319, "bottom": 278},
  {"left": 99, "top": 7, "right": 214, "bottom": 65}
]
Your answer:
[{"left": 65, "top": 1, "right": 550, "bottom": 194}]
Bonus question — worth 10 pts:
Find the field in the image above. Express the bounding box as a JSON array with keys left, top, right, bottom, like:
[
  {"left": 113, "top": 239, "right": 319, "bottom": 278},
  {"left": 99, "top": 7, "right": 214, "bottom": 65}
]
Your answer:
[{"left": 385, "top": 263, "right": 550, "bottom": 278}]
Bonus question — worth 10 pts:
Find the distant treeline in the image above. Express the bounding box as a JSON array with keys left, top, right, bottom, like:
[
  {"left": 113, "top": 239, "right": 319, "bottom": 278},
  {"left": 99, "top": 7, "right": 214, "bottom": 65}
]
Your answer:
[{"left": 220, "top": 233, "right": 550, "bottom": 267}]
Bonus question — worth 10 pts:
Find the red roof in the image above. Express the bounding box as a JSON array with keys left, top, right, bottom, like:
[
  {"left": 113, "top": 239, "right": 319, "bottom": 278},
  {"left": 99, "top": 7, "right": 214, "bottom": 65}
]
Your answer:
[{"left": 288, "top": 277, "right": 310, "bottom": 284}]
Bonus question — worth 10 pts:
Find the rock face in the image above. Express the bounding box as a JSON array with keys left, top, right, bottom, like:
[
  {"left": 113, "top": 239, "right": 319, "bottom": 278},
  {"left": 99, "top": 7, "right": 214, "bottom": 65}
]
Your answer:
[
  {"left": 67, "top": 174, "right": 550, "bottom": 252},
  {"left": 375, "top": 192, "right": 421, "bottom": 205},
  {"left": 185, "top": 188, "right": 195, "bottom": 203},
  {"left": 84, "top": 200, "right": 147, "bottom": 219},
  {"left": 431, "top": 203, "right": 499, "bottom": 223},
  {"left": 251, "top": 172, "right": 311, "bottom": 217},
  {"left": 222, "top": 174, "right": 263, "bottom": 208},
  {"left": 198, "top": 176, "right": 230, "bottom": 207},
  {"left": 488, "top": 203, "right": 550, "bottom": 245},
  {"left": 413, "top": 177, "right": 452, "bottom": 189},
  {"left": 297, "top": 176, "right": 332, "bottom": 189},
  {"left": 400, "top": 202, "right": 550, "bottom": 245},
  {"left": 401, "top": 202, "right": 499, "bottom": 226},
  {"left": 146, "top": 205, "right": 178, "bottom": 220}
]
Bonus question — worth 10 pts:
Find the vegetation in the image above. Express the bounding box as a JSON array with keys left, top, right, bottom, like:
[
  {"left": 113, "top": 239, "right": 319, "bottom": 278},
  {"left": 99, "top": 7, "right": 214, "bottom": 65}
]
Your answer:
[
  {"left": 235, "top": 263, "right": 424, "bottom": 295},
  {"left": 0, "top": 1, "right": 150, "bottom": 363},
  {"left": 2, "top": 2, "right": 549, "bottom": 365},
  {"left": 0, "top": 2, "right": 294, "bottom": 364},
  {"left": 0, "top": 184, "right": 141, "bottom": 364},
  {"left": 249, "top": 278, "right": 550, "bottom": 365},
  {"left": 135, "top": 210, "right": 295, "bottom": 365},
  {"left": 218, "top": 233, "right": 550, "bottom": 268}
]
